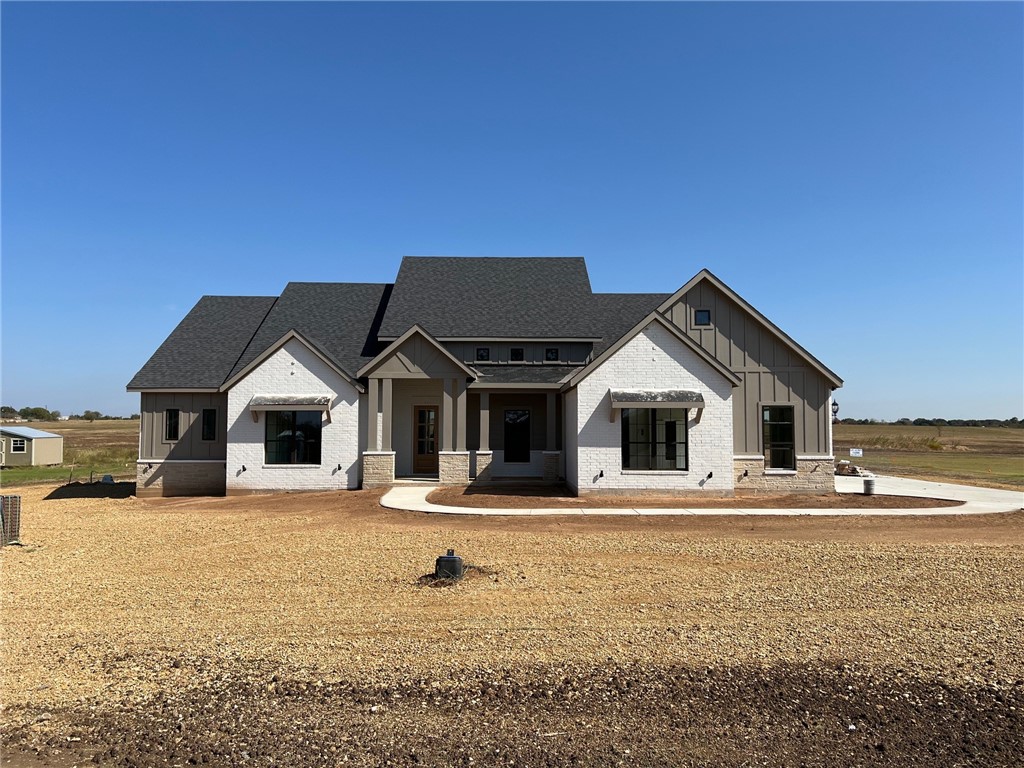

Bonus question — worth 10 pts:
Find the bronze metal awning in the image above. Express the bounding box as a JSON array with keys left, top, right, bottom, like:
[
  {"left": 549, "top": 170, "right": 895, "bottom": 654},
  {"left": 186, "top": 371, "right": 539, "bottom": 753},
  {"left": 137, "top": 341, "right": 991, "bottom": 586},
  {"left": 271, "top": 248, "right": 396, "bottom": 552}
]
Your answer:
[
  {"left": 609, "top": 389, "right": 706, "bottom": 422},
  {"left": 248, "top": 395, "right": 333, "bottom": 422}
]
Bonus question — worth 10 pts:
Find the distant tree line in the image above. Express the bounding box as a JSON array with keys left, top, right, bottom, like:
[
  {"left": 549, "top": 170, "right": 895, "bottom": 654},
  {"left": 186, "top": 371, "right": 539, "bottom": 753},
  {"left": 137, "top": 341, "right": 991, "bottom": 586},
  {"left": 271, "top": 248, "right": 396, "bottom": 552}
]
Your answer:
[
  {"left": 1, "top": 406, "right": 138, "bottom": 422},
  {"left": 839, "top": 417, "right": 1021, "bottom": 428}
]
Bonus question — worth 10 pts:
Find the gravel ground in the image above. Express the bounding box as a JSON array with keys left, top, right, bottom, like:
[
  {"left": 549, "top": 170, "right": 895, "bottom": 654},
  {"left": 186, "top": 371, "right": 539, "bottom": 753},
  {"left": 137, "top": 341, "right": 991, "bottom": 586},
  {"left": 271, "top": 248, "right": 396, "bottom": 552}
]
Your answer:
[{"left": 2, "top": 483, "right": 1022, "bottom": 766}]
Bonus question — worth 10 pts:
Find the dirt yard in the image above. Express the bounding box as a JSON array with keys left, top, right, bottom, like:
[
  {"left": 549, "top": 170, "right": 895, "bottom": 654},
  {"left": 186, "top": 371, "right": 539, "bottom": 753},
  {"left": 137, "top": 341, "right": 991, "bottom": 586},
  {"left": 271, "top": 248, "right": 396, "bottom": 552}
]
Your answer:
[{"left": 2, "top": 483, "right": 1022, "bottom": 767}]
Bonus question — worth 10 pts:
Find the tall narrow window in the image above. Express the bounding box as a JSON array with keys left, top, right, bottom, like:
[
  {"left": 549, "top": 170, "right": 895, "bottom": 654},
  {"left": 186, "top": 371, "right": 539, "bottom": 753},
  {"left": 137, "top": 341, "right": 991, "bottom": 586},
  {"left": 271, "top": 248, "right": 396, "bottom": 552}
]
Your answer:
[
  {"left": 164, "top": 409, "right": 180, "bottom": 441},
  {"left": 762, "top": 406, "right": 795, "bottom": 469},
  {"left": 621, "top": 409, "right": 688, "bottom": 470},
  {"left": 201, "top": 408, "right": 217, "bottom": 441},
  {"left": 265, "top": 411, "right": 322, "bottom": 465}
]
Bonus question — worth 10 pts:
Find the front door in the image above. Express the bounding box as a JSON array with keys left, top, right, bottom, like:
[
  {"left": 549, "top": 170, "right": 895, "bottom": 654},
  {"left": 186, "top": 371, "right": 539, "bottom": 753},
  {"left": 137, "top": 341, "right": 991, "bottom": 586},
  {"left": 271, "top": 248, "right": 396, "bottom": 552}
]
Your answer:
[{"left": 412, "top": 406, "right": 439, "bottom": 475}]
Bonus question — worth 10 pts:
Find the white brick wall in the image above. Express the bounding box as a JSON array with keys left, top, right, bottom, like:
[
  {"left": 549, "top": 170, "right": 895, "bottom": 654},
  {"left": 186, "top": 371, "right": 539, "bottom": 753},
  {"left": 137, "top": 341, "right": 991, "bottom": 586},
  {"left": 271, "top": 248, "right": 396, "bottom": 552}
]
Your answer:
[
  {"left": 572, "top": 322, "right": 734, "bottom": 494},
  {"left": 226, "top": 339, "right": 361, "bottom": 492}
]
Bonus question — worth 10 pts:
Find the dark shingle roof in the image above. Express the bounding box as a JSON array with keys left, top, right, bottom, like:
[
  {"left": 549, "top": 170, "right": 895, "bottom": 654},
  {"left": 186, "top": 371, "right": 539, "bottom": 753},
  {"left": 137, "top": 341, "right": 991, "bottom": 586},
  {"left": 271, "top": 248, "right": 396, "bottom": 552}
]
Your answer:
[
  {"left": 589, "top": 293, "right": 672, "bottom": 356},
  {"left": 127, "top": 296, "right": 277, "bottom": 389},
  {"left": 225, "top": 283, "right": 390, "bottom": 383},
  {"left": 471, "top": 366, "right": 583, "bottom": 385},
  {"left": 379, "top": 257, "right": 596, "bottom": 339}
]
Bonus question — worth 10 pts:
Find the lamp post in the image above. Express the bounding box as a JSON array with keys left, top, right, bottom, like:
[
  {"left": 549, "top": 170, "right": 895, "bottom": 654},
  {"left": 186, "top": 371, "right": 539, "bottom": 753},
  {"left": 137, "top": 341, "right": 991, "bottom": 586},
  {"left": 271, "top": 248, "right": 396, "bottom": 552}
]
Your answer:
[{"left": 831, "top": 400, "right": 840, "bottom": 423}]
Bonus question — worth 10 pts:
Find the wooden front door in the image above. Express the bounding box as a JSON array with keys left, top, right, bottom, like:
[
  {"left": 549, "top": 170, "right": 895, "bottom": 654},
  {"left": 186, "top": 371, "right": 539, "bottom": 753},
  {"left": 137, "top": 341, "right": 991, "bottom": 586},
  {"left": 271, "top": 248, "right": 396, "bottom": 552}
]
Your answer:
[{"left": 412, "top": 406, "right": 439, "bottom": 475}]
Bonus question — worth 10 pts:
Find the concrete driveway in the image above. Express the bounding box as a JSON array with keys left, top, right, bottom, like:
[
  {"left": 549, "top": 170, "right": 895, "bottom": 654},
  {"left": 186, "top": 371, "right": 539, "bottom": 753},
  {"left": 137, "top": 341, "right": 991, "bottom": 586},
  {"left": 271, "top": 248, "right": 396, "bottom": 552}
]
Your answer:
[{"left": 381, "top": 475, "right": 1024, "bottom": 517}]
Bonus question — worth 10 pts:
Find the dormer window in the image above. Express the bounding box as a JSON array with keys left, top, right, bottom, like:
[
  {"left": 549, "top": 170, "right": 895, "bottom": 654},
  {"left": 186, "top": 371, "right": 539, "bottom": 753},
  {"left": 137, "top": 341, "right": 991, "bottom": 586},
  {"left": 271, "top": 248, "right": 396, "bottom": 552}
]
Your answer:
[
  {"left": 476, "top": 347, "right": 491, "bottom": 362},
  {"left": 510, "top": 347, "right": 525, "bottom": 362},
  {"left": 544, "top": 347, "right": 559, "bottom": 362}
]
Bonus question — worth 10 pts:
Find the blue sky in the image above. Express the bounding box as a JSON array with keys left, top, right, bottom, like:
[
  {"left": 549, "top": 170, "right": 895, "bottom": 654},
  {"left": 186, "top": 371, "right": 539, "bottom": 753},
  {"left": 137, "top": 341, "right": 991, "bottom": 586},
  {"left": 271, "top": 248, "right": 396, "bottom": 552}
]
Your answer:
[{"left": 2, "top": 2, "right": 1021, "bottom": 420}]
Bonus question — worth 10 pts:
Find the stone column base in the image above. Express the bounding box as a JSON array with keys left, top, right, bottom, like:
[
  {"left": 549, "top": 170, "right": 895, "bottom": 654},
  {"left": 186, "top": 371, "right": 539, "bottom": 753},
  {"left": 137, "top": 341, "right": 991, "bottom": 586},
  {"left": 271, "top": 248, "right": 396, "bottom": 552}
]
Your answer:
[
  {"left": 439, "top": 451, "right": 471, "bottom": 485},
  {"left": 363, "top": 451, "right": 396, "bottom": 488},
  {"left": 474, "top": 451, "right": 493, "bottom": 482},
  {"left": 542, "top": 451, "right": 561, "bottom": 482}
]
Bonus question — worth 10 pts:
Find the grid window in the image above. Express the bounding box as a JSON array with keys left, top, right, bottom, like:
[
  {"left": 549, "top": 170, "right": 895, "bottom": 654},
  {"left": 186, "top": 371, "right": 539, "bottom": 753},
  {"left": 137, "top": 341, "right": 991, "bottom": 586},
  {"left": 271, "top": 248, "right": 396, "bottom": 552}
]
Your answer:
[
  {"left": 621, "top": 408, "right": 688, "bottom": 471},
  {"left": 762, "top": 405, "right": 796, "bottom": 469},
  {"left": 265, "top": 411, "right": 322, "bottom": 465},
  {"left": 11, "top": 438, "right": 26, "bottom": 453}
]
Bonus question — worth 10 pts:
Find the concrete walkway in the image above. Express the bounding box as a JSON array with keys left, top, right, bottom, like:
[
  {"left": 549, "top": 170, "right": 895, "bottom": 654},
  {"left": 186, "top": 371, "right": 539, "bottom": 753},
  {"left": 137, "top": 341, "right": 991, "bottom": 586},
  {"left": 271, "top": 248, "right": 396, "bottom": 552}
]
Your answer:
[{"left": 381, "top": 475, "right": 1024, "bottom": 517}]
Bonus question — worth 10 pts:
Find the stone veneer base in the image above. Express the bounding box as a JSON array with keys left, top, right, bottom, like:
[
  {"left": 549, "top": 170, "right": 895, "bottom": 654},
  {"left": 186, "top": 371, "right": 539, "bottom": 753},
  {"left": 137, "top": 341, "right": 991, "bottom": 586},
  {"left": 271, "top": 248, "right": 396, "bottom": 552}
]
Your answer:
[
  {"left": 733, "top": 457, "right": 835, "bottom": 494},
  {"left": 362, "top": 451, "right": 396, "bottom": 488},
  {"left": 439, "top": 451, "right": 470, "bottom": 485},
  {"left": 137, "top": 461, "right": 226, "bottom": 498}
]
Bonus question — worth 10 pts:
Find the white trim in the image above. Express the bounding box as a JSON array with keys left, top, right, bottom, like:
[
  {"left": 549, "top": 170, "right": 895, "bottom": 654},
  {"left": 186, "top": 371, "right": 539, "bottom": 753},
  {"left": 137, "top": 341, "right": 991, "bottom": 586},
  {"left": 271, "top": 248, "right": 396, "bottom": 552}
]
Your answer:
[
  {"left": 764, "top": 469, "right": 797, "bottom": 476},
  {"left": 797, "top": 455, "right": 834, "bottom": 461},
  {"left": 362, "top": 451, "right": 396, "bottom": 456},
  {"left": 734, "top": 455, "right": 765, "bottom": 460}
]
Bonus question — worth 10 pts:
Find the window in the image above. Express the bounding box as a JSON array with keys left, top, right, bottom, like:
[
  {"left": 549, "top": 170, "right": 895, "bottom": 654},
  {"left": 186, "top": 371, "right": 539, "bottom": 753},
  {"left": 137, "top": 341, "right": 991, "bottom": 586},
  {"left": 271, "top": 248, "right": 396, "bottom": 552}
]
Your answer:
[
  {"left": 11, "top": 438, "right": 26, "bottom": 453},
  {"left": 201, "top": 408, "right": 217, "bottom": 441},
  {"left": 762, "top": 405, "right": 795, "bottom": 469},
  {"left": 544, "top": 347, "right": 559, "bottom": 362},
  {"left": 694, "top": 309, "right": 711, "bottom": 326},
  {"left": 265, "top": 411, "right": 322, "bottom": 465},
  {"left": 476, "top": 347, "right": 491, "bottom": 362},
  {"left": 510, "top": 347, "right": 525, "bottom": 362},
  {"left": 621, "top": 408, "right": 688, "bottom": 471},
  {"left": 503, "top": 409, "right": 531, "bottom": 463},
  {"left": 164, "top": 409, "right": 180, "bottom": 441}
]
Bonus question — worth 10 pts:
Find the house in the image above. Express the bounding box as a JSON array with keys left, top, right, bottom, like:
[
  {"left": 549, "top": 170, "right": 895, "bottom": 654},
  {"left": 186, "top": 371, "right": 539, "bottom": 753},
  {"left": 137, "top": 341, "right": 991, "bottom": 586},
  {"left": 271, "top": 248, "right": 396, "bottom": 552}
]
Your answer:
[
  {"left": 127, "top": 257, "right": 842, "bottom": 498},
  {"left": 0, "top": 426, "right": 64, "bottom": 467}
]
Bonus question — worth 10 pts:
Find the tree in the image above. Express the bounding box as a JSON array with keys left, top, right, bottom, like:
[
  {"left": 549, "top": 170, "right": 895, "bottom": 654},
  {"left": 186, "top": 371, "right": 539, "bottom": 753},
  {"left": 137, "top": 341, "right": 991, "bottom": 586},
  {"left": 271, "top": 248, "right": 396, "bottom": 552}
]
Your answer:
[
  {"left": 82, "top": 410, "right": 102, "bottom": 422},
  {"left": 0, "top": 405, "right": 17, "bottom": 418}
]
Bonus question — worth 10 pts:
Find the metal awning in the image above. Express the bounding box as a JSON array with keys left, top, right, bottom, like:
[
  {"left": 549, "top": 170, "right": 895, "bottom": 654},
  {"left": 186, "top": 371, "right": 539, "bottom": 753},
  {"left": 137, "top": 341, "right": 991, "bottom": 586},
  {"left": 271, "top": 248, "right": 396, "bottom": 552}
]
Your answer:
[
  {"left": 248, "top": 395, "right": 333, "bottom": 422},
  {"left": 609, "top": 390, "right": 706, "bottom": 423},
  {"left": 609, "top": 390, "right": 705, "bottom": 409}
]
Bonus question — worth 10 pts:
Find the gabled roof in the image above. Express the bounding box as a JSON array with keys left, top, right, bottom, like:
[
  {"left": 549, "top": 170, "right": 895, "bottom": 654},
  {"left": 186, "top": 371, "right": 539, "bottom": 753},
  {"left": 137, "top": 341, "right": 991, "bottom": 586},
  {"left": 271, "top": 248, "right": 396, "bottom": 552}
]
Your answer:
[
  {"left": 379, "top": 257, "right": 597, "bottom": 339},
  {"left": 565, "top": 313, "right": 742, "bottom": 391},
  {"left": 224, "top": 282, "right": 390, "bottom": 385},
  {"left": 356, "top": 324, "right": 476, "bottom": 379},
  {"left": 127, "top": 296, "right": 277, "bottom": 390},
  {"left": 656, "top": 269, "right": 843, "bottom": 388},
  {"left": 1, "top": 426, "right": 63, "bottom": 439},
  {"left": 221, "top": 329, "right": 365, "bottom": 393}
]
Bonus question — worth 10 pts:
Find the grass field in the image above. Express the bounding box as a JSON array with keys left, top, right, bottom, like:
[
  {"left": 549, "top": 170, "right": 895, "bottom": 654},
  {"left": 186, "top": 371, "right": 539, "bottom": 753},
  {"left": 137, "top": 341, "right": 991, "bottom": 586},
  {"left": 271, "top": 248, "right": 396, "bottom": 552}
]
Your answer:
[
  {"left": 0, "top": 419, "right": 138, "bottom": 486},
  {"left": 834, "top": 423, "right": 1024, "bottom": 489}
]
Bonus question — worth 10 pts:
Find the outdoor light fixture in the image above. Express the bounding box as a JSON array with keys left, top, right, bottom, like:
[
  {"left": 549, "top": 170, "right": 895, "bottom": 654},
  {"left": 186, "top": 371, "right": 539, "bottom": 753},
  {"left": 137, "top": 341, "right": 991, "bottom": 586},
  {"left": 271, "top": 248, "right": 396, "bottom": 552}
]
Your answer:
[
  {"left": 241, "top": 465, "right": 247, "bottom": 473},
  {"left": 831, "top": 401, "right": 840, "bottom": 421},
  {"left": 706, "top": 471, "right": 713, "bottom": 480},
  {"left": 145, "top": 463, "right": 153, "bottom": 472},
  {"left": 336, "top": 464, "right": 342, "bottom": 471}
]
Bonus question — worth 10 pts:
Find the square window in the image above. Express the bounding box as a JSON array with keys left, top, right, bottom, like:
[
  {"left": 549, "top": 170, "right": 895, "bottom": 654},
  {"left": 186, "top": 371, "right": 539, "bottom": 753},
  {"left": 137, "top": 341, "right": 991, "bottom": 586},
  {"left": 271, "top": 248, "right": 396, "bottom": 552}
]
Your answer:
[
  {"left": 164, "top": 409, "right": 180, "bottom": 441},
  {"left": 11, "top": 438, "right": 26, "bottom": 453},
  {"left": 510, "top": 347, "right": 525, "bottom": 362},
  {"left": 620, "top": 408, "right": 688, "bottom": 471},
  {"left": 476, "top": 347, "right": 490, "bottom": 362},
  {"left": 544, "top": 347, "right": 559, "bottom": 362},
  {"left": 265, "top": 410, "right": 322, "bottom": 465},
  {"left": 694, "top": 309, "right": 711, "bottom": 326},
  {"left": 201, "top": 408, "right": 217, "bottom": 441}
]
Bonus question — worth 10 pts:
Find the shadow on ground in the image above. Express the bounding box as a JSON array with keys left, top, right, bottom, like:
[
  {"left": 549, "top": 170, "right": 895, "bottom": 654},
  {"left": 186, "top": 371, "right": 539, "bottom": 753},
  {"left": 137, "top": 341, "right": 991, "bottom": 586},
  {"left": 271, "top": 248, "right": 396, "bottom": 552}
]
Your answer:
[
  {"left": 462, "top": 483, "right": 568, "bottom": 498},
  {"left": 45, "top": 482, "right": 136, "bottom": 500}
]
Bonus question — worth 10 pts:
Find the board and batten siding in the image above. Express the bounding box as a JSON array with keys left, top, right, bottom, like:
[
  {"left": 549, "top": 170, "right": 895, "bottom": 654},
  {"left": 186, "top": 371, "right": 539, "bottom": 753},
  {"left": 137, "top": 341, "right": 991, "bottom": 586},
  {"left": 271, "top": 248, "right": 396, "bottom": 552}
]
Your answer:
[
  {"left": 138, "top": 393, "right": 229, "bottom": 460},
  {"left": 666, "top": 280, "right": 832, "bottom": 457}
]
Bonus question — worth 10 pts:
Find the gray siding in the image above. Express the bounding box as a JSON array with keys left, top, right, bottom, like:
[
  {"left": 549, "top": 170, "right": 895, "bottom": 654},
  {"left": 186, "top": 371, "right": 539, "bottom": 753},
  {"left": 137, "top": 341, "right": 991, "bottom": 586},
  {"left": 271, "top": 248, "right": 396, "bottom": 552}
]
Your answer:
[
  {"left": 445, "top": 341, "right": 592, "bottom": 365},
  {"left": 139, "top": 393, "right": 229, "bottom": 460},
  {"left": 667, "top": 282, "right": 832, "bottom": 456}
]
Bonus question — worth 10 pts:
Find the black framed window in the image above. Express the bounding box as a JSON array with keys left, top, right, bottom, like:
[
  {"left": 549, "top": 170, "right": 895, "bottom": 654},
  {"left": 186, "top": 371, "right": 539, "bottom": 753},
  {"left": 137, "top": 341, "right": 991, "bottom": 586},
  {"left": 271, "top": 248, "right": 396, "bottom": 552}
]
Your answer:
[
  {"left": 544, "top": 347, "right": 559, "bottom": 361},
  {"left": 201, "top": 408, "right": 217, "bottom": 441},
  {"left": 621, "top": 408, "right": 688, "bottom": 470},
  {"left": 510, "top": 347, "right": 525, "bottom": 362},
  {"left": 265, "top": 411, "right": 322, "bottom": 465},
  {"left": 503, "top": 409, "right": 531, "bottom": 463},
  {"left": 762, "top": 405, "right": 796, "bottom": 469},
  {"left": 694, "top": 309, "right": 711, "bottom": 326},
  {"left": 164, "top": 409, "right": 180, "bottom": 441},
  {"left": 476, "top": 347, "right": 490, "bottom": 361}
]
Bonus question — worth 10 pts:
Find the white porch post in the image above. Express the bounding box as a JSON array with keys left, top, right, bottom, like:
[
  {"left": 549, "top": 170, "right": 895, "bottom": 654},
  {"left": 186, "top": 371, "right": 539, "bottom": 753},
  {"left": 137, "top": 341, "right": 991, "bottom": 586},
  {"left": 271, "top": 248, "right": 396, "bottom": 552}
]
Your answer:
[{"left": 367, "top": 378, "right": 380, "bottom": 451}]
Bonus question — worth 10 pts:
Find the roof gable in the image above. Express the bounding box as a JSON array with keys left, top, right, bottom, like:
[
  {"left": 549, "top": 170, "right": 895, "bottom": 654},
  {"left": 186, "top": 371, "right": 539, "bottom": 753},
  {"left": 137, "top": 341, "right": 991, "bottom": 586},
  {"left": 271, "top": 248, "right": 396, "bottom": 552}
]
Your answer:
[
  {"left": 656, "top": 269, "right": 843, "bottom": 388},
  {"left": 221, "top": 329, "right": 365, "bottom": 392},
  {"left": 356, "top": 325, "right": 476, "bottom": 379}
]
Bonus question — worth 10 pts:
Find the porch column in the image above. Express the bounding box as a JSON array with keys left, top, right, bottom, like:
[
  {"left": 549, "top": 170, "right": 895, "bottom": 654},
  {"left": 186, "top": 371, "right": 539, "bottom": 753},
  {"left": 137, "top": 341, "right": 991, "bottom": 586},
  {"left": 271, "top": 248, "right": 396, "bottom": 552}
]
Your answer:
[
  {"left": 478, "top": 392, "right": 490, "bottom": 451},
  {"left": 367, "top": 378, "right": 380, "bottom": 451},
  {"left": 455, "top": 379, "right": 467, "bottom": 452},
  {"left": 441, "top": 378, "right": 454, "bottom": 451},
  {"left": 381, "top": 378, "right": 393, "bottom": 451},
  {"left": 546, "top": 392, "right": 557, "bottom": 451}
]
